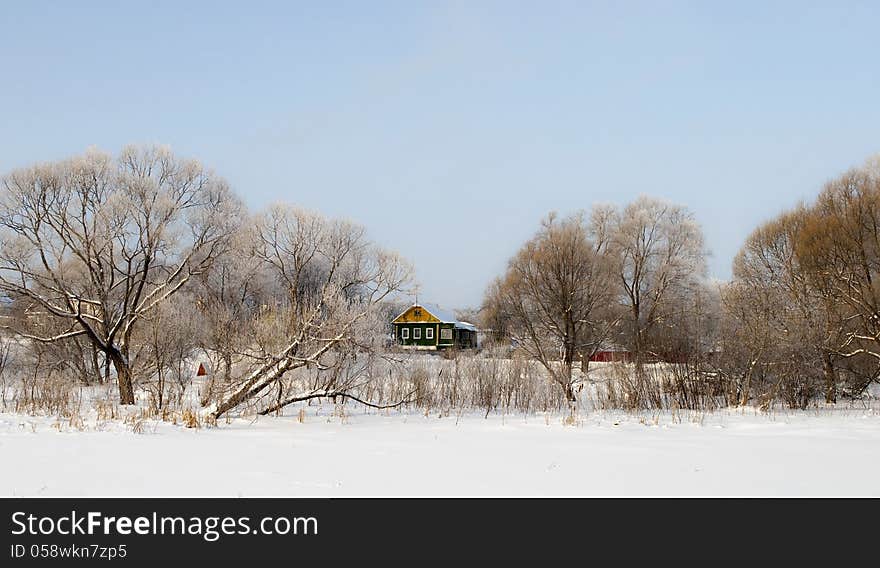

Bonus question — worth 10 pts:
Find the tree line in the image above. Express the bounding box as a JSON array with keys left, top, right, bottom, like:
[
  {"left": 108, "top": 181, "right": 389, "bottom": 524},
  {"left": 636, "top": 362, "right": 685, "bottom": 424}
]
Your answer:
[
  {"left": 0, "top": 146, "right": 878, "bottom": 418},
  {"left": 0, "top": 146, "right": 411, "bottom": 418},
  {"left": 484, "top": 157, "right": 880, "bottom": 408},
  {"left": 721, "top": 157, "right": 880, "bottom": 406}
]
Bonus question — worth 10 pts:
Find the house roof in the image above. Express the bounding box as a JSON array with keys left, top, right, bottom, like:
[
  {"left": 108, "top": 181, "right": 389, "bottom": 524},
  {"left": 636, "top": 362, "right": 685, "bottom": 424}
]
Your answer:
[
  {"left": 418, "top": 303, "right": 456, "bottom": 323},
  {"left": 392, "top": 303, "right": 477, "bottom": 331}
]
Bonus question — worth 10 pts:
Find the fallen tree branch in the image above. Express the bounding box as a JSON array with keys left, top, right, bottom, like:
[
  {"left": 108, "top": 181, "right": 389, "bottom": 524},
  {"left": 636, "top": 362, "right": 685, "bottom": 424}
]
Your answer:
[{"left": 258, "top": 390, "right": 417, "bottom": 416}]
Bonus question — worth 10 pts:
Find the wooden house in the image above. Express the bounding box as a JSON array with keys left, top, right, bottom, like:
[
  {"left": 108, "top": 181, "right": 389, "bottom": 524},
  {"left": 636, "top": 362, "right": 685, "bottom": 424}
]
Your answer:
[{"left": 391, "top": 303, "right": 477, "bottom": 350}]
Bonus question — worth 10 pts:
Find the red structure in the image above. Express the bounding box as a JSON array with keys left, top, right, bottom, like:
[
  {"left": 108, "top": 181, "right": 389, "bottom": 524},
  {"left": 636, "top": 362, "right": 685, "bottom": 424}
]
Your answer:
[{"left": 589, "top": 350, "right": 633, "bottom": 363}]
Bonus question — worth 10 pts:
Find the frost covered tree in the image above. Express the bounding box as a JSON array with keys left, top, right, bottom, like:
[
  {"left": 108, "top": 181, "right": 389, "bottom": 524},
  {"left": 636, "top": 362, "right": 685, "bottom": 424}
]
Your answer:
[
  {"left": 139, "top": 293, "right": 202, "bottom": 410},
  {"left": 484, "top": 211, "right": 618, "bottom": 402},
  {"left": 607, "top": 196, "right": 707, "bottom": 364},
  {"left": 204, "top": 205, "right": 413, "bottom": 419},
  {"left": 0, "top": 146, "right": 243, "bottom": 404},
  {"left": 192, "top": 230, "right": 269, "bottom": 405}
]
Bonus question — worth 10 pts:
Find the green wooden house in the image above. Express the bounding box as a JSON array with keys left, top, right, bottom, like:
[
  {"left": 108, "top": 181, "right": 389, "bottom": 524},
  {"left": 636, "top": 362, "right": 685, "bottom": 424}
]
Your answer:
[{"left": 391, "top": 303, "right": 477, "bottom": 350}]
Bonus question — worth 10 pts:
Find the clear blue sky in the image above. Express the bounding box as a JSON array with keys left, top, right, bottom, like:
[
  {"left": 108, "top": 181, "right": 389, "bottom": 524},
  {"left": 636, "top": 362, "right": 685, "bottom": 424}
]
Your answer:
[{"left": 2, "top": 1, "right": 878, "bottom": 309}]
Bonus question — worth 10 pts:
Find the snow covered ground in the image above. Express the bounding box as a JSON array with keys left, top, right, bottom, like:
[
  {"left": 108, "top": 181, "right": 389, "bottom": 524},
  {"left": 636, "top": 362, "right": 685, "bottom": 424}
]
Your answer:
[{"left": 1, "top": 403, "right": 879, "bottom": 496}]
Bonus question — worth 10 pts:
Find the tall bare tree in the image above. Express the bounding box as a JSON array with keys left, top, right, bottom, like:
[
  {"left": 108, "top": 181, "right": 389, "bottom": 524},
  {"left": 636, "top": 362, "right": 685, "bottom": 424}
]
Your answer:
[
  {"left": 718, "top": 158, "right": 880, "bottom": 405},
  {"left": 0, "top": 146, "right": 243, "bottom": 404},
  {"left": 796, "top": 158, "right": 880, "bottom": 397},
  {"left": 608, "top": 196, "right": 706, "bottom": 364},
  {"left": 483, "top": 211, "right": 617, "bottom": 402},
  {"left": 721, "top": 209, "right": 825, "bottom": 406}
]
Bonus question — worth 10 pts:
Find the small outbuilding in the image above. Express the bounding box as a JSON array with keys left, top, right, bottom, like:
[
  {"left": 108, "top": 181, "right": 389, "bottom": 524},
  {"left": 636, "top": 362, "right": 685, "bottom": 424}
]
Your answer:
[
  {"left": 589, "top": 346, "right": 633, "bottom": 363},
  {"left": 391, "top": 303, "right": 477, "bottom": 350}
]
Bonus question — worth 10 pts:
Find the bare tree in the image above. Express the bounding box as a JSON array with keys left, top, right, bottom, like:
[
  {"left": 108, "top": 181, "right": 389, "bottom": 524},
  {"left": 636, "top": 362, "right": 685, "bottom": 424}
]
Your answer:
[
  {"left": 795, "top": 158, "right": 880, "bottom": 397},
  {"left": 0, "top": 146, "right": 243, "bottom": 404},
  {"left": 718, "top": 279, "right": 771, "bottom": 406},
  {"left": 193, "top": 231, "right": 268, "bottom": 401},
  {"left": 719, "top": 211, "right": 816, "bottom": 406},
  {"left": 717, "top": 160, "right": 880, "bottom": 406},
  {"left": 203, "top": 205, "right": 412, "bottom": 419},
  {"left": 608, "top": 196, "right": 706, "bottom": 364},
  {"left": 483, "top": 211, "right": 617, "bottom": 402},
  {"left": 138, "top": 293, "right": 202, "bottom": 410},
  {"left": 5, "top": 297, "right": 105, "bottom": 387}
]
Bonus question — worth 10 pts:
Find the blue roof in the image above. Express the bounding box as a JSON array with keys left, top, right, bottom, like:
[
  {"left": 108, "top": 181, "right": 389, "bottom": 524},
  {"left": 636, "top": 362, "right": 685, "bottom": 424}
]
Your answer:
[{"left": 419, "top": 303, "right": 457, "bottom": 323}]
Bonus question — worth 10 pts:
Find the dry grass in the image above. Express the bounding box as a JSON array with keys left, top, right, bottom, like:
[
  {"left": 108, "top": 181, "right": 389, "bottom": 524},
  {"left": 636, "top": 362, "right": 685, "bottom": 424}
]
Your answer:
[
  {"left": 593, "top": 362, "right": 734, "bottom": 412},
  {"left": 10, "top": 372, "right": 80, "bottom": 417},
  {"left": 2, "top": 345, "right": 864, "bottom": 429},
  {"left": 181, "top": 408, "right": 201, "bottom": 429}
]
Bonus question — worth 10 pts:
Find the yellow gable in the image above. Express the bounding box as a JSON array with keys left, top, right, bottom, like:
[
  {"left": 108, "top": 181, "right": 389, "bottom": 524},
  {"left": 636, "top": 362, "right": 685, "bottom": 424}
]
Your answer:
[{"left": 392, "top": 306, "right": 440, "bottom": 324}]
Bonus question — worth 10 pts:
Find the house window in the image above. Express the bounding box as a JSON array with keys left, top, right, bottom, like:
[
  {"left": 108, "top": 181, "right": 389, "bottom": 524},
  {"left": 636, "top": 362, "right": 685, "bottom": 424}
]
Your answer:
[
  {"left": 440, "top": 328, "right": 452, "bottom": 340},
  {"left": 413, "top": 328, "right": 421, "bottom": 340},
  {"left": 401, "top": 328, "right": 409, "bottom": 339},
  {"left": 426, "top": 328, "right": 434, "bottom": 340}
]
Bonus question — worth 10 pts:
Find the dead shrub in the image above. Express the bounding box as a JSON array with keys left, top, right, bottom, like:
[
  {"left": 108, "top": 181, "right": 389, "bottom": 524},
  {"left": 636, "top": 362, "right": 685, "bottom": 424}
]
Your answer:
[{"left": 182, "top": 408, "right": 201, "bottom": 429}]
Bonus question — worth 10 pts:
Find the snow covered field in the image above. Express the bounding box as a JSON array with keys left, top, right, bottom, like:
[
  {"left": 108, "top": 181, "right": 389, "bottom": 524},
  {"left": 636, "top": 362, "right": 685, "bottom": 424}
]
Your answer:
[{"left": 2, "top": 403, "right": 879, "bottom": 497}]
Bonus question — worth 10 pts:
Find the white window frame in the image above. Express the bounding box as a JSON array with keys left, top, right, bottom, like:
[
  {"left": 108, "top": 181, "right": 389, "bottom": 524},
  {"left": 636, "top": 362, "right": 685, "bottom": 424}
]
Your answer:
[
  {"left": 401, "top": 328, "right": 409, "bottom": 339},
  {"left": 426, "top": 327, "right": 434, "bottom": 340},
  {"left": 413, "top": 328, "right": 421, "bottom": 340},
  {"left": 440, "top": 328, "right": 453, "bottom": 341}
]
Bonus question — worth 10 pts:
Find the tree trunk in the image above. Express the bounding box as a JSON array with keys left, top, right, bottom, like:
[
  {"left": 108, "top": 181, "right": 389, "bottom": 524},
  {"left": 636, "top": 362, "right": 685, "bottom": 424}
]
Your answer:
[
  {"left": 104, "top": 354, "right": 111, "bottom": 384},
  {"left": 108, "top": 349, "right": 135, "bottom": 405},
  {"left": 822, "top": 352, "right": 837, "bottom": 404},
  {"left": 90, "top": 345, "right": 101, "bottom": 385},
  {"left": 561, "top": 360, "right": 576, "bottom": 403},
  {"left": 740, "top": 367, "right": 753, "bottom": 407},
  {"left": 563, "top": 380, "right": 576, "bottom": 403},
  {"left": 157, "top": 368, "right": 165, "bottom": 410},
  {"left": 207, "top": 357, "right": 292, "bottom": 419},
  {"left": 223, "top": 351, "right": 232, "bottom": 383},
  {"left": 580, "top": 351, "right": 589, "bottom": 374},
  {"left": 632, "top": 304, "right": 644, "bottom": 376}
]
